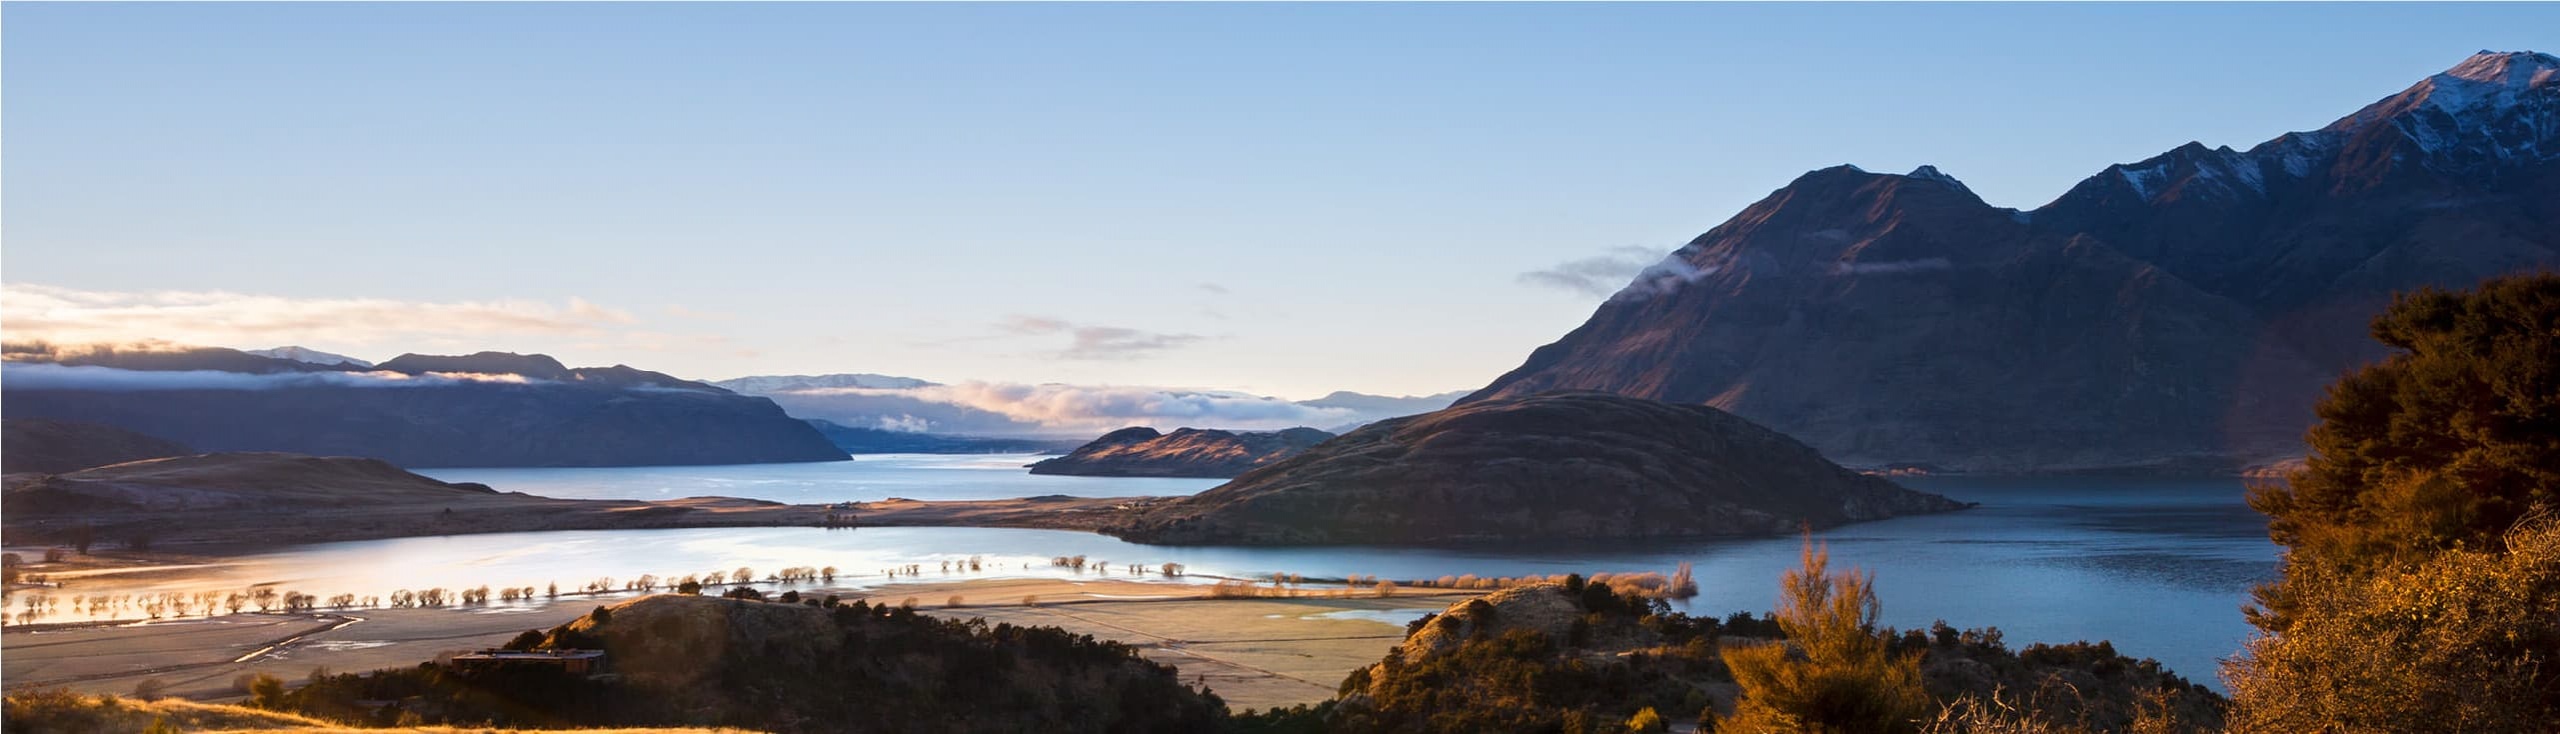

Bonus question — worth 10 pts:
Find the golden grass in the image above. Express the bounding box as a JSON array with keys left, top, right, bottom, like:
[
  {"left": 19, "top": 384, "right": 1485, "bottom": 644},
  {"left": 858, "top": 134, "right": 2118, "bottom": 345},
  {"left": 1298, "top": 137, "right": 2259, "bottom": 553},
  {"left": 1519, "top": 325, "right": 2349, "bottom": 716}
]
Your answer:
[
  {"left": 4, "top": 691, "right": 335, "bottom": 732},
  {"left": 2, "top": 690, "right": 753, "bottom": 734}
]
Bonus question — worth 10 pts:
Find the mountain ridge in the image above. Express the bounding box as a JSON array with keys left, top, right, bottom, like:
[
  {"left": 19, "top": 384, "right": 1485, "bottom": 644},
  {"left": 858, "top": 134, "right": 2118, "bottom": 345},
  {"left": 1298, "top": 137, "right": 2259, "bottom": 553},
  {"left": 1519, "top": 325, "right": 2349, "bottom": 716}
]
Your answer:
[{"left": 1469, "top": 50, "right": 2560, "bottom": 473}]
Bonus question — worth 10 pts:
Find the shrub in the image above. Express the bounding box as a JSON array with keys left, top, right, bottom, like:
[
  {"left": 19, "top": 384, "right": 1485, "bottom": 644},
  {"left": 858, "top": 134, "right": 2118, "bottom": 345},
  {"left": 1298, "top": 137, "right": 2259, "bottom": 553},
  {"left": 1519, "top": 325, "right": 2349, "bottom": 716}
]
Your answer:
[
  {"left": 2226, "top": 518, "right": 2560, "bottom": 730},
  {"left": 1627, "top": 706, "right": 1666, "bottom": 732},
  {"left": 1719, "top": 538, "right": 1930, "bottom": 734}
]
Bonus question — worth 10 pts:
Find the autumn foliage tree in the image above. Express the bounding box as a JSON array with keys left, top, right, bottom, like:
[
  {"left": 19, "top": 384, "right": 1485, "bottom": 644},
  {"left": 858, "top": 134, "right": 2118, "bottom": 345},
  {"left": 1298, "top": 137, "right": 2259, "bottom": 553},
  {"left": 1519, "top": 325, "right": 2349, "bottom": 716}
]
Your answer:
[
  {"left": 2249, "top": 273, "right": 2560, "bottom": 593},
  {"left": 2232, "top": 273, "right": 2560, "bottom": 728}
]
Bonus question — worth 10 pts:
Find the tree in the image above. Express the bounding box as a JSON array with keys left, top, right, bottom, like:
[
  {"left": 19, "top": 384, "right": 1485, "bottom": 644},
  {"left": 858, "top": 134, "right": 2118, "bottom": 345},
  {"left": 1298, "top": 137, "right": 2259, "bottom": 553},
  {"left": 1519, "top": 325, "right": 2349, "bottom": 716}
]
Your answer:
[
  {"left": 2249, "top": 274, "right": 2560, "bottom": 609},
  {"left": 2233, "top": 274, "right": 2560, "bottom": 730},
  {"left": 1718, "top": 537, "right": 1930, "bottom": 734},
  {"left": 247, "top": 673, "right": 287, "bottom": 709}
]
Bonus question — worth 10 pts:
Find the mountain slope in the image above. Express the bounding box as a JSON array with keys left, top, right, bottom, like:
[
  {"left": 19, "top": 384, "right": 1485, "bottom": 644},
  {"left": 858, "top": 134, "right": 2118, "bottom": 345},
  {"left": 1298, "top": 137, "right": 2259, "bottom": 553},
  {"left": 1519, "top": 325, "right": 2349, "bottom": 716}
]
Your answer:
[
  {"left": 1469, "top": 51, "right": 2560, "bottom": 473},
  {"left": 1107, "top": 391, "right": 1965, "bottom": 545},
  {"left": 0, "top": 419, "right": 194, "bottom": 474},
  {"left": 1028, "top": 426, "right": 1334, "bottom": 477}
]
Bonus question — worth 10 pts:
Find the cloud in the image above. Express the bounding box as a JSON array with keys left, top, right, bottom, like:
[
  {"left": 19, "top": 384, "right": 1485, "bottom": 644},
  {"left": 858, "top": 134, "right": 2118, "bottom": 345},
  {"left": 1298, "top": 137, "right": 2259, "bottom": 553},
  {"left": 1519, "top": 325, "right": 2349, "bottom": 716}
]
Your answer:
[
  {"left": 1609, "top": 254, "right": 1722, "bottom": 302},
  {"left": 1063, "top": 326, "right": 1203, "bottom": 360},
  {"left": 0, "top": 362, "right": 538, "bottom": 391},
  {"left": 1, "top": 284, "right": 647, "bottom": 352},
  {"left": 1519, "top": 246, "right": 1679, "bottom": 297},
  {"left": 990, "top": 315, "right": 1204, "bottom": 360},
  {"left": 1830, "top": 258, "right": 1954, "bottom": 275},
  {"left": 997, "top": 315, "right": 1075, "bottom": 336},
  {"left": 875, "top": 415, "right": 934, "bottom": 432},
  {"left": 785, "top": 382, "right": 1360, "bottom": 433},
  {"left": 1197, "top": 283, "right": 1231, "bottom": 295}
]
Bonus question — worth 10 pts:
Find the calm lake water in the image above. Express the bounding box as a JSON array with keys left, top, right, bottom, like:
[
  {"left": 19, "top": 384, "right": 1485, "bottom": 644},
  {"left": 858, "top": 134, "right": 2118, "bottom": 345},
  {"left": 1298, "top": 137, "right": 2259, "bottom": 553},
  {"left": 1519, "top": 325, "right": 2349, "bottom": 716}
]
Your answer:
[
  {"left": 26, "top": 455, "right": 2277, "bottom": 689},
  {"left": 421, "top": 453, "right": 1221, "bottom": 502}
]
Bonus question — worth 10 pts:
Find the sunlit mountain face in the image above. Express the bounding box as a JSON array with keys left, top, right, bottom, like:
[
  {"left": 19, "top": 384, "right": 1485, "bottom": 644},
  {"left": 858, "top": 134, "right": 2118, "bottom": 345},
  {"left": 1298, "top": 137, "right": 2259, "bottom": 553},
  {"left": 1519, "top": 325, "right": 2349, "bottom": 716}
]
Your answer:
[{"left": 1470, "top": 51, "right": 2560, "bottom": 475}]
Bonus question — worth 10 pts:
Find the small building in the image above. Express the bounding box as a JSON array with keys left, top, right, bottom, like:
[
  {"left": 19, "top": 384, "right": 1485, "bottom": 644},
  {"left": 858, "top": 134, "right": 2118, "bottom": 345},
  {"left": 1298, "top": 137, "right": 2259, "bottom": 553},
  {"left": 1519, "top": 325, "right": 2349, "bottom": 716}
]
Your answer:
[{"left": 447, "top": 649, "right": 608, "bottom": 676}]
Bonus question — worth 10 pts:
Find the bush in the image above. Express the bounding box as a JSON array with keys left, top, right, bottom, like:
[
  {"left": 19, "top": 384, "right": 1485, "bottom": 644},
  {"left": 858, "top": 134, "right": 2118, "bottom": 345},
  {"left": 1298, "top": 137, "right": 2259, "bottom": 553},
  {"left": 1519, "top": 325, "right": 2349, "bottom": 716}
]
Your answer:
[
  {"left": 2249, "top": 273, "right": 2560, "bottom": 620},
  {"left": 1719, "top": 538, "right": 1930, "bottom": 734},
  {"left": 2226, "top": 518, "right": 2560, "bottom": 731},
  {"left": 1627, "top": 706, "right": 1666, "bottom": 732}
]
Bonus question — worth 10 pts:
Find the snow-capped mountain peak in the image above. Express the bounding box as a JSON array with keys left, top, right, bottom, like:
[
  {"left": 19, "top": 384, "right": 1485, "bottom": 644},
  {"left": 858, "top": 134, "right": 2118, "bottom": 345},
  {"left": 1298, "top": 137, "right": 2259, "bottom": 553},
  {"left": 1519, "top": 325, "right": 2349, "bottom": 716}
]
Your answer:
[
  {"left": 2442, "top": 50, "right": 2560, "bottom": 88},
  {"left": 1905, "top": 165, "right": 1964, "bottom": 187}
]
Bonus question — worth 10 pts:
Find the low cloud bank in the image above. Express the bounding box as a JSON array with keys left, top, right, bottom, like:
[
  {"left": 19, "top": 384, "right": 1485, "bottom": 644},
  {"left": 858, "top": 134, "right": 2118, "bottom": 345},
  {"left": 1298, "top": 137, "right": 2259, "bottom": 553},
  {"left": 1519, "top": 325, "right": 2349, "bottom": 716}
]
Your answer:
[
  {"left": 798, "top": 382, "right": 1361, "bottom": 433},
  {"left": 1, "top": 363, "right": 538, "bottom": 391}
]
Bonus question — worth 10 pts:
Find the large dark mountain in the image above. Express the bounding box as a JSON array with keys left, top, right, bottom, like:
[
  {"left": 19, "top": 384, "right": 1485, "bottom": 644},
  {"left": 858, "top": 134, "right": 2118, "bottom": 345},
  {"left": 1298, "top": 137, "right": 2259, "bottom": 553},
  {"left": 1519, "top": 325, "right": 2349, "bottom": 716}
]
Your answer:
[
  {"left": 1107, "top": 391, "right": 1964, "bottom": 545},
  {"left": 0, "top": 344, "right": 845, "bottom": 468},
  {"left": 1469, "top": 51, "right": 2560, "bottom": 474}
]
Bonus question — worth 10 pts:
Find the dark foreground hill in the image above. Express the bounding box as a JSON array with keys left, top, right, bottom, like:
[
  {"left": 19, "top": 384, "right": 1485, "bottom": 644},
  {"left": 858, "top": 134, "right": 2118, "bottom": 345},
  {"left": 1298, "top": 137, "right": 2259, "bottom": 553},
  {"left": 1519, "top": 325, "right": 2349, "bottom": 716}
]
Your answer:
[
  {"left": 1469, "top": 51, "right": 2560, "bottom": 474},
  {"left": 0, "top": 344, "right": 845, "bottom": 468},
  {"left": 1106, "top": 391, "right": 1964, "bottom": 545},
  {"left": 1030, "top": 426, "right": 1335, "bottom": 478},
  {"left": 266, "top": 593, "right": 1227, "bottom": 734},
  {"left": 1271, "top": 581, "right": 2226, "bottom": 732},
  {"left": 0, "top": 418, "right": 192, "bottom": 474}
]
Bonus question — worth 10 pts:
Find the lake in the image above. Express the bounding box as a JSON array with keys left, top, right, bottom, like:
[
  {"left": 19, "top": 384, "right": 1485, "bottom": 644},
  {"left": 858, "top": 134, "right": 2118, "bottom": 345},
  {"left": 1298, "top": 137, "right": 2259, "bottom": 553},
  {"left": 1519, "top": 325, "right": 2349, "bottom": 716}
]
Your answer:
[{"left": 23, "top": 455, "right": 2277, "bottom": 689}]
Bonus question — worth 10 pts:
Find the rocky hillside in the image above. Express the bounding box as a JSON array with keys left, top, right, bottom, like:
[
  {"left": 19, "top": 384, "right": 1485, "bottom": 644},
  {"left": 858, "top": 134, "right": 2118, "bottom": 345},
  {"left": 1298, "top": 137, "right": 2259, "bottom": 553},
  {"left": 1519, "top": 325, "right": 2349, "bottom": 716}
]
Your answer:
[
  {"left": 1469, "top": 51, "right": 2560, "bottom": 474},
  {"left": 0, "top": 418, "right": 192, "bottom": 474},
  {"left": 0, "top": 344, "right": 845, "bottom": 468},
  {"left": 1106, "top": 391, "right": 1964, "bottom": 545},
  {"left": 1029, "top": 426, "right": 1335, "bottom": 477},
  {"left": 1296, "top": 581, "right": 2225, "bottom": 732},
  {"left": 271, "top": 594, "right": 1228, "bottom": 733}
]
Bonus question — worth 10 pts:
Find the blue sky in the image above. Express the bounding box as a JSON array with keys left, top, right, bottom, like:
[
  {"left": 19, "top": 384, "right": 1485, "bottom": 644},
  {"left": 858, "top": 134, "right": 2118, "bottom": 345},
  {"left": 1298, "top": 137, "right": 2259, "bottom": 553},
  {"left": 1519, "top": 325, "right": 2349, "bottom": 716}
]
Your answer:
[{"left": 6, "top": 2, "right": 2554, "bottom": 398}]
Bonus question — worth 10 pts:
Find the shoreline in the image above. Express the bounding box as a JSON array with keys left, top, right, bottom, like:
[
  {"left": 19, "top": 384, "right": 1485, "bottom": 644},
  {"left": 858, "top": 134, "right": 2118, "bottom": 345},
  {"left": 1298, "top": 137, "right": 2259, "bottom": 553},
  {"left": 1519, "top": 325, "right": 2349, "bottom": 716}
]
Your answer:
[
  {"left": 2, "top": 489, "right": 1169, "bottom": 553},
  {"left": 3, "top": 576, "right": 1458, "bottom": 710}
]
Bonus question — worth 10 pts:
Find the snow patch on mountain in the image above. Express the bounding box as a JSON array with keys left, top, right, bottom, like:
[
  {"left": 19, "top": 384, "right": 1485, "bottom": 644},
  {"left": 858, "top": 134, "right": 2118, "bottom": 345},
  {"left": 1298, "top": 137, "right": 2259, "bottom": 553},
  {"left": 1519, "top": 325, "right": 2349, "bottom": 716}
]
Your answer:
[{"left": 247, "top": 346, "right": 373, "bottom": 368}]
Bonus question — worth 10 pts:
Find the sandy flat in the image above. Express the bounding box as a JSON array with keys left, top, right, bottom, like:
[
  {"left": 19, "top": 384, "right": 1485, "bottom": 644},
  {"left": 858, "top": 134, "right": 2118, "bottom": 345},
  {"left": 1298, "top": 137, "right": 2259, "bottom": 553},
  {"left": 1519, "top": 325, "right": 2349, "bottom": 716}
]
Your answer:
[{"left": 4, "top": 577, "right": 1456, "bottom": 712}]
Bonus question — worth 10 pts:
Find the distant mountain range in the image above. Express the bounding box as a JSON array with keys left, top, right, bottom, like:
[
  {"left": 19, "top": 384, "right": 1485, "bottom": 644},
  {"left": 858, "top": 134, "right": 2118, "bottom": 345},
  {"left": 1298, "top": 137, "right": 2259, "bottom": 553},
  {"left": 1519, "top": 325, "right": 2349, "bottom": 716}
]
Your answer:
[
  {"left": 713, "top": 373, "right": 1464, "bottom": 436},
  {"left": 246, "top": 346, "right": 373, "bottom": 368},
  {"left": 0, "top": 344, "right": 845, "bottom": 468},
  {"left": 1469, "top": 50, "right": 2560, "bottom": 474},
  {"left": 802, "top": 419, "right": 1085, "bottom": 455}
]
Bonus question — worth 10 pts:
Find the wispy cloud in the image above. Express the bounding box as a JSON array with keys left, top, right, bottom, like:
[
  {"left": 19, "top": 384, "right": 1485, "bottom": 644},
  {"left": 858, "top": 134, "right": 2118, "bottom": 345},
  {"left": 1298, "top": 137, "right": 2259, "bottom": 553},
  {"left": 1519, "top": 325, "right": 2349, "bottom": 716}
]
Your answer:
[
  {"left": 1517, "top": 246, "right": 1669, "bottom": 297},
  {"left": 0, "top": 283, "right": 754, "bottom": 359},
  {"left": 1831, "top": 257, "right": 1953, "bottom": 275},
  {"left": 1, "top": 284, "right": 642, "bottom": 351},
  {"left": 994, "top": 315, "right": 1205, "bottom": 360}
]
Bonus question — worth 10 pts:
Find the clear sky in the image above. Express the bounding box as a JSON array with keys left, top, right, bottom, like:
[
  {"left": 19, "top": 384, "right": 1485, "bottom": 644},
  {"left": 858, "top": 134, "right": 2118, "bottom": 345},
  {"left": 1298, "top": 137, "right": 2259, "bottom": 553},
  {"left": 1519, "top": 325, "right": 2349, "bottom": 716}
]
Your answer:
[{"left": 6, "top": 2, "right": 2554, "bottom": 398}]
